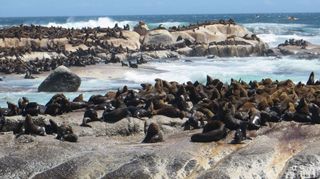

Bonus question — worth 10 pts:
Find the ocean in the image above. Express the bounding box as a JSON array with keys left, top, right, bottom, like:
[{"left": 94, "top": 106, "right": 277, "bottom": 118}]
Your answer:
[{"left": 1, "top": 13, "right": 320, "bottom": 106}]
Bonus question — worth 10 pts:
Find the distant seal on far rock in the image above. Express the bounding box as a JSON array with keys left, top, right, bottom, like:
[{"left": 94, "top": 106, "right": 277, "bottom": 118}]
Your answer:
[{"left": 38, "top": 66, "right": 81, "bottom": 92}]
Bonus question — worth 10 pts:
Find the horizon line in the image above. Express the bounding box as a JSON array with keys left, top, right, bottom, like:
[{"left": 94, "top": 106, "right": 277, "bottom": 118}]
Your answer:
[{"left": 0, "top": 11, "right": 319, "bottom": 18}]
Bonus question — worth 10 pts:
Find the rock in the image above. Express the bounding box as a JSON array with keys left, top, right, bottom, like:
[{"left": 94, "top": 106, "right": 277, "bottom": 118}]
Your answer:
[
  {"left": 1, "top": 115, "right": 320, "bottom": 178},
  {"left": 176, "top": 47, "right": 193, "bottom": 56},
  {"left": 38, "top": 66, "right": 81, "bottom": 92},
  {"left": 134, "top": 21, "right": 150, "bottom": 36},
  {"left": 192, "top": 44, "right": 208, "bottom": 56},
  {"left": 281, "top": 141, "right": 320, "bottom": 179},
  {"left": 143, "top": 29, "right": 175, "bottom": 46},
  {"left": 106, "top": 31, "right": 141, "bottom": 51},
  {"left": 269, "top": 40, "right": 320, "bottom": 59},
  {"left": 142, "top": 50, "right": 181, "bottom": 60}
]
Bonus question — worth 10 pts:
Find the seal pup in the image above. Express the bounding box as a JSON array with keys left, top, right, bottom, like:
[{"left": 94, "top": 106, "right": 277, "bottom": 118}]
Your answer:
[{"left": 142, "top": 122, "right": 164, "bottom": 143}]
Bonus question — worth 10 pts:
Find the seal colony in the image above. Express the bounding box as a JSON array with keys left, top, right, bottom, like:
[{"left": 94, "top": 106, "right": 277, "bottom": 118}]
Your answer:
[
  {"left": 1, "top": 72, "right": 320, "bottom": 144},
  {"left": 0, "top": 19, "right": 268, "bottom": 77}
]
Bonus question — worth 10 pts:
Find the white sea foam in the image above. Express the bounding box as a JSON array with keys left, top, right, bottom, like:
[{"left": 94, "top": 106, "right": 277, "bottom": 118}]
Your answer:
[
  {"left": 45, "top": 17, "right": 138, "bottom": 29},
  {"left": 123, "top": 57, "right": 320, "bottom": 84},
  {"left": 243, "top": 23, "right": 320, "bottom": 47},
  {"left": 257, "top": 33, "right": 320, "bottom": 47},
  {"left": 243, "top": 23, "right": 308, "bottom": 35}
]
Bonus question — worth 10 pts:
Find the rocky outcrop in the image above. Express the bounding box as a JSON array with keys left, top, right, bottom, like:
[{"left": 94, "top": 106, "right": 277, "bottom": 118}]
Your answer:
[
  {"left": 268, "top": 39, "right": 320, "bottom": 59},
  {"left": 38, "top": 66, "right": 81, "bottom": 92}
]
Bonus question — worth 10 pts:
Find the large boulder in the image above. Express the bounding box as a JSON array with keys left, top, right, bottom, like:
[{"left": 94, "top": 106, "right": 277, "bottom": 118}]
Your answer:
[
  {"left": 38, "top": 66, "right": 81, "bottom": 92},
  {"left": 143, "top": 29, "right": 175, "bottom": 46}
]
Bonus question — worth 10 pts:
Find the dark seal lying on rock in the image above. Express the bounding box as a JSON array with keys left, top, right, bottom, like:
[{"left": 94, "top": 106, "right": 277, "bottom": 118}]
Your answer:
[{"left": 38, "top": 65, "right": 81, "bottom": 92}]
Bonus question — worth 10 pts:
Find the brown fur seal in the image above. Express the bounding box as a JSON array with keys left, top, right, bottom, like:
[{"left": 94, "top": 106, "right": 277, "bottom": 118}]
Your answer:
[
  {"left": 45, "top": 119, "right": 59, "bottom": 135},
  {"left": 232, "top": 123, "right": 251, "bottom": 144},
  {"left": 23, "top": 102, "right": 40, "bottom": 116},
  {"left": 81, "top": 107, "right": 100, "bottom": 127},
  {"left": 142, "top": 122, "right": 164, "bottom": 143},
  {"left": 293, "top": 98, "right": 312, "bottom": 122},
  {"left": 56, "top": 123, "right": 78, "bottom": 142},
  {"left": 18, "top": 97, "right": 29, "bottom": 110},
  {"left": 7, "top": 102, "right": 20, "bottom": 116},
  {"left": 73, "top": 94, "right": 84, "bottom": 102},
  {"left": 152, "top": 106, "right": 185, "bottom": 119},
  {"left": 191, "top": 121, "right": 227, "bottom": 142},
  {"left": 24, "top": 114, "right": 45, "bottom": 136},
  {"left": 103, "top": 107, "right": 132, "bottom": 123}
]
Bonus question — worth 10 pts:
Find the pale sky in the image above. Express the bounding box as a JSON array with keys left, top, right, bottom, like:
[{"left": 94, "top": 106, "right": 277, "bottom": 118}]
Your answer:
[{"left": 0, "top": 0, "right": 319, "bottom": 17}]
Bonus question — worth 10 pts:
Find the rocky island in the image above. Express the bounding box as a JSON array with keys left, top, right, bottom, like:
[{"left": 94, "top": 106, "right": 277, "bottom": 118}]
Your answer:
[{"left": 0, "top": 20, "right": 268, "bottom": 76}]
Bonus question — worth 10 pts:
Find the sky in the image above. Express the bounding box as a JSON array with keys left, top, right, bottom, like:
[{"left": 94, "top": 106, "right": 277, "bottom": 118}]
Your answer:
[{"left": 0, "top": 0, "right": 319, "bottom": 17}]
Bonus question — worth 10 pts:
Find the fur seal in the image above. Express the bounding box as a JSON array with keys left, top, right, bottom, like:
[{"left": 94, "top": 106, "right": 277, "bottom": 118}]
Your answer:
[
  {"left": 232, "top": 122, "right": 251, "bottom": 144},
  {"left": 23, "top": 102, "right": 40, "bottom": 116},
  {"left": 293, "top": 98, "right": 312, "bottom": 122},
  {"left": 142, "top": 122, "right": 164, "bottom": 143},
  {"left": 73, "top": 94, "right": 84, "bottom": 102},
  {"left": 307, "top": 72, "right": 315, "bottom": 85},
  {"left": 7, "top": 102, "right": 20, "bottom": 116},
  {"left": 103, "top": 107, "right": 132, "bottom": 123},
  {"left": 24, "top": 114, "right": 45, "bottom": 136},
  {"left": 81, "top": 107, "right": 101, "bottom": 127},
  {"left": 152, "top": 106, "right": 185, "bottom": 119},
  {"left": 191, "top": 121, "right": 227, "bottom": 142},
  {"left": 45, "top": 119, "right": 59, "bottom": 135},
  {"left": 56, "top": 123, "right": 78, "bottom": 142}
]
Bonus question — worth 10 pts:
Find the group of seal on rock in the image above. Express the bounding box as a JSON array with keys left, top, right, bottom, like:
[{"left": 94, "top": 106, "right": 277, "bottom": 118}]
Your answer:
[
  {"left": 0, "top": 19, "right": 259, "bottom": 78},
  {"left": 11, "top": 114, "right": 78, "bottom": 142},
  {"left": 168, "top": 19, "right": 236, "bottom": 32},
  {"left": 278, "top": 39, "right": 308, "bottom": 48},
  {"left": 2, "top": 72, "right": 320, "bottom": 144},
  {"left": 0, "top": 23, "right": 138, "bottom": 76}
]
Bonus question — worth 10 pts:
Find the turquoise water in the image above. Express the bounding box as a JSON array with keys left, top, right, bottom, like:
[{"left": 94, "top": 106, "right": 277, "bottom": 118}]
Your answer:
[{"left": 1, "top": 57, "right": 319, "bottom": 106}]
